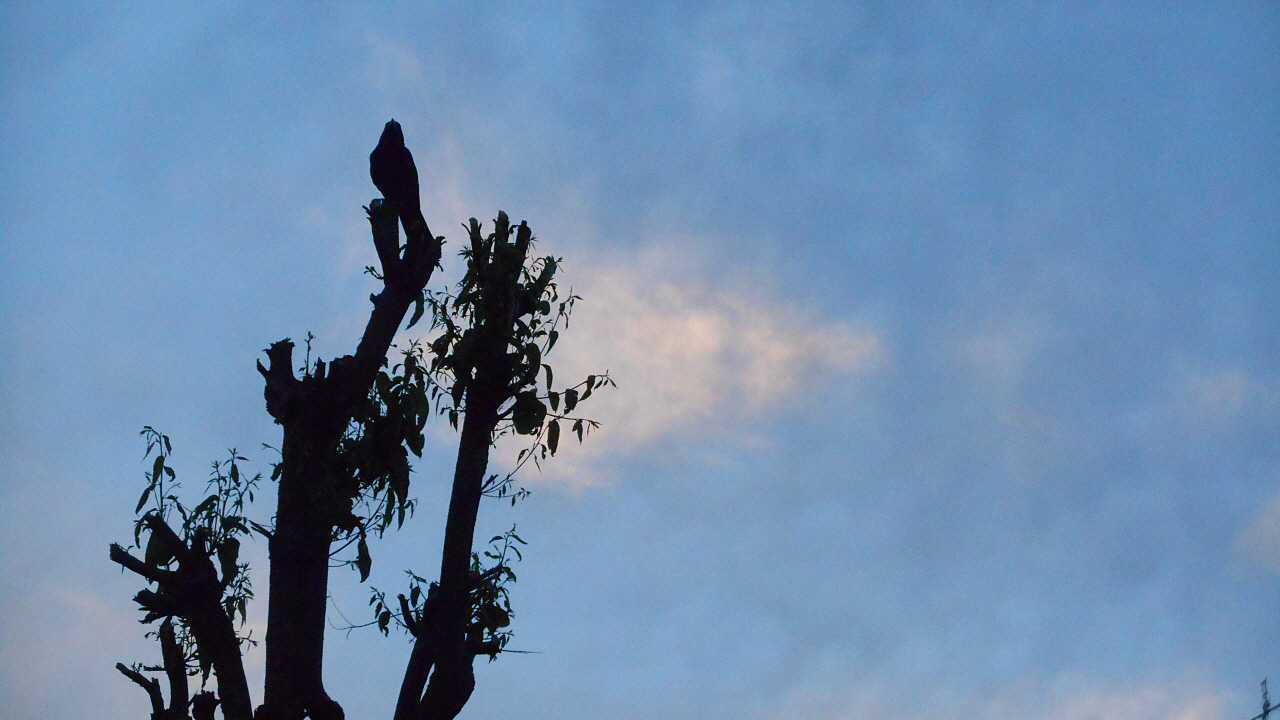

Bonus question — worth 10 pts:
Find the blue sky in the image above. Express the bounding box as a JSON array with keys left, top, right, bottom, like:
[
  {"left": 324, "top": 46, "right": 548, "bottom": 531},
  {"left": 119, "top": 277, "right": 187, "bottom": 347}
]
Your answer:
[{"left": 2, "top": 2, "right": 1277, "bottom": 719}]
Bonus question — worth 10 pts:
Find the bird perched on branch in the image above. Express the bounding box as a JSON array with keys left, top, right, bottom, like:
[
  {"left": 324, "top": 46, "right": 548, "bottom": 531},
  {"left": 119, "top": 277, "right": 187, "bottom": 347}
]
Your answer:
[{"left": 370, "top": 119, "right": 427, "bottom": 238}]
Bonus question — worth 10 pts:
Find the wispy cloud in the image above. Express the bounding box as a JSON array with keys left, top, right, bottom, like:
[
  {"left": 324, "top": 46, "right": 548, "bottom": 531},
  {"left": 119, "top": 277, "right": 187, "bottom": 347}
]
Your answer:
[
  {"left": 1236, "top": 486, "right": 1280, "bottom": 574},
  {"left": 761, "top": 676, "right": 1226, "bottom": 720},
  {"left": 0, "top": 584, "right": 146, "bottom": 717},
  {"left": 503, "top": 242, "right": 886, "bottom": 488},
  {"left": 363, "top": 32, "right": 428, "bottom": 94},
  {"left": 985, "top": 681, "right": 1226, "bottom": 720},
  {"left": 1169, "top": 367, "right": 1279, "bottom": 429}
]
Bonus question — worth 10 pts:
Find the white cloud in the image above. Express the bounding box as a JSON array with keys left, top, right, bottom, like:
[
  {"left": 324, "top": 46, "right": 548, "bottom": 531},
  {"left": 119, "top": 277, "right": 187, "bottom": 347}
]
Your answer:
[{"left": 502, "top": 243, "right": 886, "bottom": 489}]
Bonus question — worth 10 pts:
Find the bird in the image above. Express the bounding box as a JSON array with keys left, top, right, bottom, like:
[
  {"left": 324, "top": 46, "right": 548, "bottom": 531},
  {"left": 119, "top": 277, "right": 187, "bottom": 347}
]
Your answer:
[{"left": 370, "top": 119, "right": 427, "bottom": 237}]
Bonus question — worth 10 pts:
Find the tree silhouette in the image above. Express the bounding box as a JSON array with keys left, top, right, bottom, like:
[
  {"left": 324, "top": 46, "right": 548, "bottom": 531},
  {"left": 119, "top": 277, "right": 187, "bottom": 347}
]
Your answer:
[{"left": 110, "top": 122, "right": 611, "bottom": 720}]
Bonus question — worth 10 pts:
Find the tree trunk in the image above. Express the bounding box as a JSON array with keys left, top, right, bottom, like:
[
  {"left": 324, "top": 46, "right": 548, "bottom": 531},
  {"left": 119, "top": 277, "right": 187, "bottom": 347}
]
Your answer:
[
  {"left": 260, "top": 411, "right": 346, "bottom": 720},
  {"left": 255, "top": 201, "right": 439, "bottom": 720},
  {"left": 396, "top": 217, "right": 531, "bottom": 720}
]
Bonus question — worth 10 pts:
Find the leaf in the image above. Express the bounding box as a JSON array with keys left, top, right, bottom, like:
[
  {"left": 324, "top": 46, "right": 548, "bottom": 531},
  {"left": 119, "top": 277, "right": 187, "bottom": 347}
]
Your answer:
[
  {"left": 407, "top": 296, "right": 426, "bottom": 330},
  {"left": 217, "top": 537, "right": 241, "bottom": 586},
  {"left": 510, "top": 391, "right": 546, "bottom": 436},
  {"left": 548, "top": 391, "right": 559, "bottom": 412},
  {"left": 356, "top": 537, "right": 372, "bottom": 583},
  {"left": 564, "top": 388, "right": 578, "bottom": 413},
  {"left": 378, "top": 609, "right": 391, "bottom": 635},
  {"left": 547, "top": 420, "right": 560, "bottom": 456},
  {"left": 490, "top": 605, "right": 511, "bottom": 628},
  {"left": 151, "top": 455, "right": 165, "bottom": 484},
  {"left": 144, "top": 532, "right": 173, "bottom": 568},
  {"left": 547, "top": 329, "right": 559, "bottom": 352},
  {"left": 194, "top": 493, "right": 219, "bottom": 516},
  {"left": 430, "top": 333, "right": 451, "bottom": 358},
  {"left": 542, "top": 362, "right": 554, "bottom": 390},
  {"left": 573, "top": 419, "right": 584, "bottom": 442},
  {"left": 524, "top": 344, "right": 542, "bottom": 380},
  {"left": 135, "top": 485, "right": 152, "bottom": 514}
]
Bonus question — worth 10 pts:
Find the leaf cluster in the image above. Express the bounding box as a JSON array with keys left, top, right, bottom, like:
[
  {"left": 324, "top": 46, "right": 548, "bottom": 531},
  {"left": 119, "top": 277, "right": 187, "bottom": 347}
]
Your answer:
[
  {"left": 368, "top": 527, "right": 526, "bottom": 660},
  {"left": 128, "top": 427, "right": 261, "bottom": 680},
  {"left": 424, "top": 213, "right": 615, "bottom": 502},
  {"left": 327, "top": 342, "right": 434, "bottom": 581}
]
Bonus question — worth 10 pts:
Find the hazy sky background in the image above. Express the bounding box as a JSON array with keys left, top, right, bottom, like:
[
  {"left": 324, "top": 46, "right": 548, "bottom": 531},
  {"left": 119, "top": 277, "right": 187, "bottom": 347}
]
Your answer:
[{"left": 2, "top": 3, "right": 1277, "bottom": 719}]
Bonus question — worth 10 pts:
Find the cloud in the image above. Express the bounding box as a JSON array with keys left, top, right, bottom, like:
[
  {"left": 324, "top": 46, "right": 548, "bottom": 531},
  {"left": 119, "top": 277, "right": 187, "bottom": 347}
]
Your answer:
[
  {"left": 1236, "top": 487, "right": 1280, "bottom": 574},
  {"left": 1173, "top": 368, "right": 1276, "bottom": 427},
  {"left": 953, "top": 309, "right": 1056, "bottom": 402},
  {"left": 502, "top": 242, "right": 886, "bottom": 489},
  {"left": 363, "top": 32, "right": 428, "bottom": 94},
  {"left": 0, "top": 583, "right": 147, "bottom": 718},
  {"left": 1135, "top": 365, "right": 1280, "bottom": 435},
  {"left": 986, "top": 681, "right": 1226, "bottom": 720},
  {"left": 762, "top": 676, "right": 1227, "bottom": 720}
]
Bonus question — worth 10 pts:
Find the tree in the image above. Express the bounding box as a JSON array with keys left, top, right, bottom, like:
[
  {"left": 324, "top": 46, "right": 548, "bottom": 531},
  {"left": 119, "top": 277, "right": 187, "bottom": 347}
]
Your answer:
[{"left": 109, "top": 122, "right": 612, "bottom": 720}]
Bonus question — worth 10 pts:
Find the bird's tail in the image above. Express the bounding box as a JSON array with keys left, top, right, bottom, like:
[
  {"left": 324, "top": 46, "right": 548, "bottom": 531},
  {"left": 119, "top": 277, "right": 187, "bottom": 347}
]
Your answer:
[{"left": 402, "top": 207, "right": 430, "bottom": 243}]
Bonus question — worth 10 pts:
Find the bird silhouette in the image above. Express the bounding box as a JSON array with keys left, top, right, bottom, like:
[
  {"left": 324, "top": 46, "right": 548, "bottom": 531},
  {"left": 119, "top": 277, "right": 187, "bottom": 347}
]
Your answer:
[{"left": 370, "top": 119, "right": 427, "bottom": 237}]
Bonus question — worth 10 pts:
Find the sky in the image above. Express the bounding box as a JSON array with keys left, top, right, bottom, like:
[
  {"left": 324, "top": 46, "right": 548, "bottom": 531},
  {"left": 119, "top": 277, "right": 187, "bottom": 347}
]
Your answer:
[{"left": 1, "top": 2, "right": 1277, "bottom": 719}]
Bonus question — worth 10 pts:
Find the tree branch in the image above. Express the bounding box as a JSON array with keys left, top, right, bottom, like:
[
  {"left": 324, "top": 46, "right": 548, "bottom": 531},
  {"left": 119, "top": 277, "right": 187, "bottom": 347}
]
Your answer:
[
  {"left": 142, "top": 513, "right": 191, "bottom": 563},
  {"left": 134, "top": 588, "right": 181, "bottom": 620},
  {"left": 121, "top": 520, "right": 254, "bottom": 720},
  {"left": 468, "top": 637, "right": 502, "bottom": 658},
  {"left": 349, "top": 201, "right": 441, "bottom": 400},
  {"left": 470, "top": 564, "right": 505, "bottom": 591},
  {"left": 115, "top": 663, "right": 165, "bottom": 717},
  {"left": 369, "top": 199, "right": 402, "bottom": 284},
  {"left": 257, "top": 339, "right": 299, "bottom": 421},
  {"left": 159, "top": 619, "right": 189, "bottom": 717},
  {"left": 109, "top": 543, "right": 171, "bottom": 584},
  {"left": 398, "top": 594, "right": 418, "bottom": 637},
  {"left": 401, "top": 213, "right": 533, "bottom": 720},
  {"left": 395, "top": 637, "right": 435, "bottom": 720}
]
